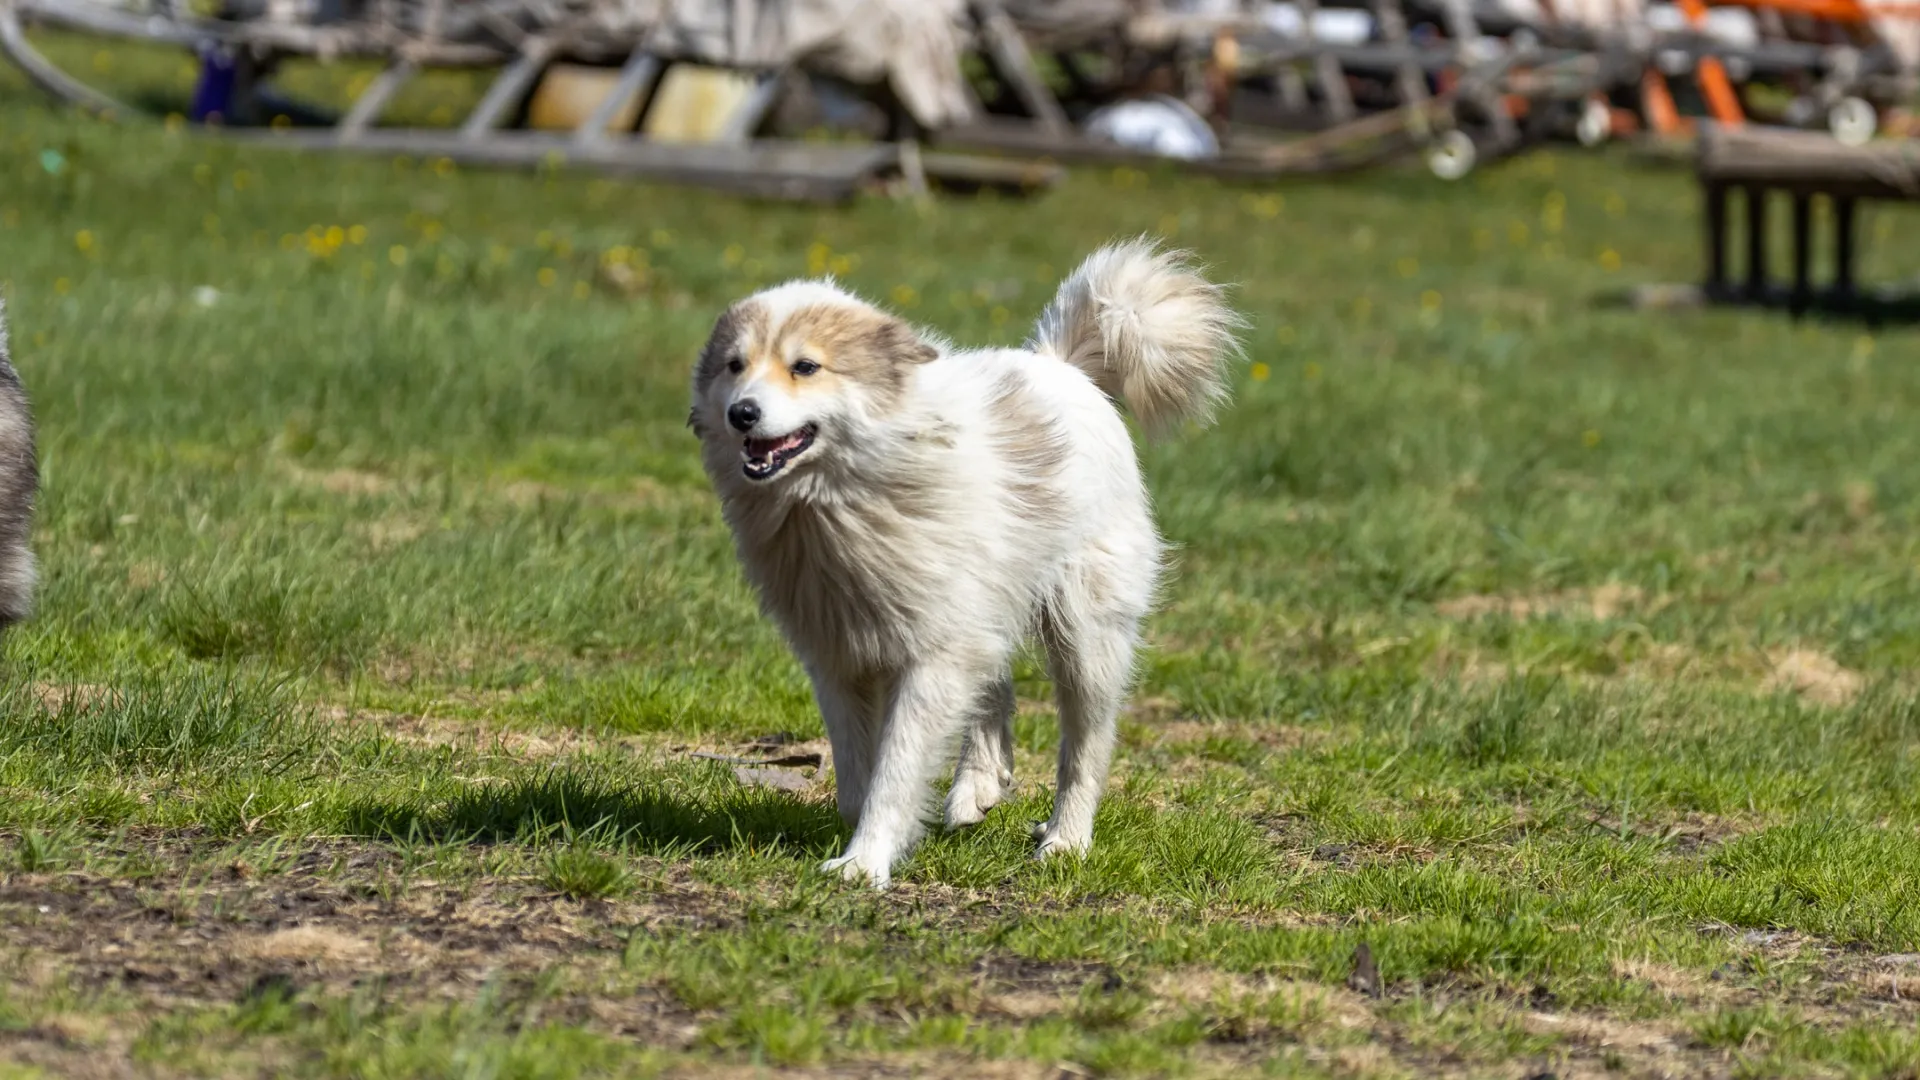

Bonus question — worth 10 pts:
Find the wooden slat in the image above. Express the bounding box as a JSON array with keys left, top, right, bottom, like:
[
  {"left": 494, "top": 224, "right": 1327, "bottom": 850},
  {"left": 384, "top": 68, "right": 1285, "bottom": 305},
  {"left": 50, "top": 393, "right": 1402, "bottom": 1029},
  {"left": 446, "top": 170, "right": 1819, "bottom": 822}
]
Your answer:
[
  {"left": 1698, "top": 126, "right": 1920, "bottom": 200},
  {"left": 1834, "top": 197, "right": 1857, "bottom": 294},
  {"left": 16, "top": 0, "right": 504, "bottom": 64},
  {"left": 976, "top": 0, "right": 1070, "bottom": 135},
  {"left": 1790, "top": 193, "right": 1812, "bottom": 308},
  {"left": 1372, "top": 0, "right": 1431, "bottom": 122},
  {"left": 1704, "top": 183, "right": 1729, "bottom": 290},
  {"left": 1294, "top": 0, "right": 1356, "bottom": 124},
  {"left": 935, "top": 120, "right": 1183, "bottom": 164},
  {"left": 1745, "top": 185, "right": 1768, "bottom": 297},
  {"left": 1240, "top": 94, "right": 1455, "bottom": 168},
  {"left": 1437, "top": 0, "right": 1517, "bottom": 146},
  {"left": 1276, "top": 67, "right": 1309, "bottom": 114},
  {"left": 572, "top": 50, "right": 660, "bottom": 142},
  {"left": 917, "top": 151, "right": 1062, "bottom": 192},
  {"left": 338, "top": 59, "right": 417, "bottom": 139},
  {"left": 233, "top": 128, "right": 895, "bottom": 202},
  {"left": 717, "top": 69, "right": 785, "bottom": 144},
  {"left": 460, "top": 38, "right": 558, "bottom": 140}
]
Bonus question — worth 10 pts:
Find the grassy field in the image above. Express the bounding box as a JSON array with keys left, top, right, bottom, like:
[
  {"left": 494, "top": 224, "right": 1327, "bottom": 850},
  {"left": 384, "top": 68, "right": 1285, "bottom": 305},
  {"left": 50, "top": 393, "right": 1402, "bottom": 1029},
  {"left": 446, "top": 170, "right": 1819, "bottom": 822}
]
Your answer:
[{"left": 8, "top": 37, "right": 1920, "bottom": 1079}]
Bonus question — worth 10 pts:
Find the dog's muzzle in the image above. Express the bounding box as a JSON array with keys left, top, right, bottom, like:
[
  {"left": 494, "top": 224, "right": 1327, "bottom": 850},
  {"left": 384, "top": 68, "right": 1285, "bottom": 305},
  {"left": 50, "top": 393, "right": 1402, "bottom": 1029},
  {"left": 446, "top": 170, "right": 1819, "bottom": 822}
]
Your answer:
[{"left": 742, "top": 424, "right": 818, "bottom": 481}]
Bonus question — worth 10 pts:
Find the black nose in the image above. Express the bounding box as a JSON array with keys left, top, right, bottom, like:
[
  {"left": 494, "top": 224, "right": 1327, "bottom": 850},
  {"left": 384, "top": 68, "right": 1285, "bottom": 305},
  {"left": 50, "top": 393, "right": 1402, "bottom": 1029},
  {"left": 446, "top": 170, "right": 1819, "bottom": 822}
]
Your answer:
[{"left": 727, "top": 399, "right": 761, "bottom": 432}]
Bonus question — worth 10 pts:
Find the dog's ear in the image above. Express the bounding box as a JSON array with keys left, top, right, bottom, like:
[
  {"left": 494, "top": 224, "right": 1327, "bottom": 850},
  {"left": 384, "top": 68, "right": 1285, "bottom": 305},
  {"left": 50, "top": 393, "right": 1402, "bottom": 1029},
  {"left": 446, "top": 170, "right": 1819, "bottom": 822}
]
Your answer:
[
  {"left": 872, "top": 313, "right": 938, "bottom": 365},
  {"left": 694, "top": 302, "right": 757, "bottom": 394}
]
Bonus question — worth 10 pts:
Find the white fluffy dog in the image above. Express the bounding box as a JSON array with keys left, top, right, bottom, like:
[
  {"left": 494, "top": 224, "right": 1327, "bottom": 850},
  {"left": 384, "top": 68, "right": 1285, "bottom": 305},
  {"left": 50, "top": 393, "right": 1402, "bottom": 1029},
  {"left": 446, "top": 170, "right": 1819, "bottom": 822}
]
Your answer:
[{"left": 690, "top": 240, "right": 1242, "bottom": 887}]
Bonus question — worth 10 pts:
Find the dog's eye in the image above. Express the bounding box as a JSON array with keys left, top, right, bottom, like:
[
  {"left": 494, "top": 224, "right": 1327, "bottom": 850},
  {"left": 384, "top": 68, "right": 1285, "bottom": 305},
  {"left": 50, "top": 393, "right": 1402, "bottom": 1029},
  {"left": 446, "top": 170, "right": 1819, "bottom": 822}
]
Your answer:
[
  {"left": 791, "top": 359, "right": 821, "bottom": 377},
  {"left": 726, "top": 357, "right": 744, "bottom": 374}
]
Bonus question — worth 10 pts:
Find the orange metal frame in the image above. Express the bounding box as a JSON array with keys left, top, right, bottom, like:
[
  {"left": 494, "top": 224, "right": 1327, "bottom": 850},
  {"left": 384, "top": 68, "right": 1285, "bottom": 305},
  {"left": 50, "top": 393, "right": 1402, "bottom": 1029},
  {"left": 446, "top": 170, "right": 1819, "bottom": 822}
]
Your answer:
[{"left": 1639, "top": 0, "right": 1920, "bottom": 133}]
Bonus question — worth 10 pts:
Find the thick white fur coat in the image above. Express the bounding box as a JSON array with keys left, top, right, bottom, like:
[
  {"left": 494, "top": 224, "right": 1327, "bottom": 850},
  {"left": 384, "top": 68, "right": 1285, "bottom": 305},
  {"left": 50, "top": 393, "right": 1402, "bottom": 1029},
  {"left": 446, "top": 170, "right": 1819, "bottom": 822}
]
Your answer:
[{"left": 692, "top": 240, "right": 1242, "bottom": 887}]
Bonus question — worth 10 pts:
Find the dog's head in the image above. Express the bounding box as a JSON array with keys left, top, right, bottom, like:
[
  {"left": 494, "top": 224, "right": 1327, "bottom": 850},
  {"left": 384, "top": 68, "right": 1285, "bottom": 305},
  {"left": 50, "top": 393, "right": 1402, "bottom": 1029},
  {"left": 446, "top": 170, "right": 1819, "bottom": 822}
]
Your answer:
[{"left": 690, "top": 281, "right": 936, "bottom": 485}]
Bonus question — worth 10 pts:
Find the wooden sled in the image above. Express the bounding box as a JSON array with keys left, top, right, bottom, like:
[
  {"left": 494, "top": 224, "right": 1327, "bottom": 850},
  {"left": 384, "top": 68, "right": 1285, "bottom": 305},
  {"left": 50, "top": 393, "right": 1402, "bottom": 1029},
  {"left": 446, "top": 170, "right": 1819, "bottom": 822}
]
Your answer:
[{"left": 0, "top": 0, "right": 1061, "bottom": 203}]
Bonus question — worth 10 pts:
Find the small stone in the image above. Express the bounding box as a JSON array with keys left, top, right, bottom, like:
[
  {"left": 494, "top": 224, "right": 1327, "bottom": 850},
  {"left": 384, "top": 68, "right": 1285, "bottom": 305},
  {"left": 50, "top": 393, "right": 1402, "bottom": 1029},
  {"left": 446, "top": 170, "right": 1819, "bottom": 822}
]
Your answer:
[
  {"left": 732, "top": 766, "right": 813, "bottom": 792},
  {"left": 1348, "top": 942, "right": 1383, "bottom": 998},
  {"left": 1313, "top": 843, "right": 1351, "bottom": 863}
]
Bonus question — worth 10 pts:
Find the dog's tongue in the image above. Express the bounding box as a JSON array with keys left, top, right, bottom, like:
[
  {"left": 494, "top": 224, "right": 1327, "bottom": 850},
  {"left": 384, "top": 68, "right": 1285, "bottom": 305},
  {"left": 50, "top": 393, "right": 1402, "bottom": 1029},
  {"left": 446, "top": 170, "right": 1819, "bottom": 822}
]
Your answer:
[{"left": 746, "top": 430, "right": 807, "bottom": 458}]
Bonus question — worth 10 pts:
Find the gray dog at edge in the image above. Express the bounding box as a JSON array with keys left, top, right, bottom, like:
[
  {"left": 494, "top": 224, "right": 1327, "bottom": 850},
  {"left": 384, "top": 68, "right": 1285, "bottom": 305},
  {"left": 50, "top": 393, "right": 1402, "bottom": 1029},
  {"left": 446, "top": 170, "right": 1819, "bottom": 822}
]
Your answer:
[{"left": 0, "top": 301, "right": 38, "bottom": 629}]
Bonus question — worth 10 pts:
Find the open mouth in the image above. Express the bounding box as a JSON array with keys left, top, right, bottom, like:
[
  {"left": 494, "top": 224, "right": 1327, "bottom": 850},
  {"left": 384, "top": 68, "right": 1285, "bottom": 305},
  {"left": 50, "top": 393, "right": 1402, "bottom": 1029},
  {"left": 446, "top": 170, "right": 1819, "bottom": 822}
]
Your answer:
[{"left": 741, "top": 424, "right": 817, "bottom": 481}]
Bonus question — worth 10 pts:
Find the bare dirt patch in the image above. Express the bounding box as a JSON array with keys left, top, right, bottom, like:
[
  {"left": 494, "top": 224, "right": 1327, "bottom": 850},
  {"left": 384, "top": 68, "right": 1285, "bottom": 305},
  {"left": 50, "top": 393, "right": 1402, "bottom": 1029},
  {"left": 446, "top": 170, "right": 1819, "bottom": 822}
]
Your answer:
[
  {"left": 1619, "top": 642, "right": 1701, "bottom": 681},
  {"left": 1521, "top": 1010, "right": 1683, "bottom": 1056},
  {"left": 27, "top": 682, "right": 118, "bottom": 712},
  {"left": 281, "top": 462, "right": 397, "bottom": 498},
  {"left": 0, "top": 835, "right": 735, "bottom": 1068},
  {"left": 237, "top": 925, "right": 379, "bottom": 966},
  {"left": 354, "top": 516, "right": 432, "bottom": 550},
  {"left": 1582, "top": 810, "right": 1754, "bottom": 857},
  {"left": 496, "top": 477, "right": 701, "bottom": 514},
  {"left": 1435, "top": 582, "right": 1656, "bottom": 622},
  {"left": 334, "top": 707, "right": 838, "bottom": 794},
  {"left": 330, "top": 706, "right": 620, "bottom": 758},
  {"left": 1140, "top": 719, "right": 1324, "bottom": 754},
  {"left": 1762, "top": 648, "right": 1864, "bottom": 708},
  {"left": 5, "top": 833, "right": 1912, "bottom": 1079}
]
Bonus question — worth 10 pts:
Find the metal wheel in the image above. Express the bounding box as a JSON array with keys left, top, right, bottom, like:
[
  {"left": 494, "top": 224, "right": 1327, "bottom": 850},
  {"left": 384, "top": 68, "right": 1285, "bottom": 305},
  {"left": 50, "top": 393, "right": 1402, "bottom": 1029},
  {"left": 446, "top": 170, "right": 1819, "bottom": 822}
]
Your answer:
[
  {"left": 1829, "top": 96, "right": 1877, "bottom": 146},
  {"left": 1575, "top": 97, "right": 1611, "bottom": 148},
  {"left": 1427, "top": 129, "right": 1476, "bottom": 181}
]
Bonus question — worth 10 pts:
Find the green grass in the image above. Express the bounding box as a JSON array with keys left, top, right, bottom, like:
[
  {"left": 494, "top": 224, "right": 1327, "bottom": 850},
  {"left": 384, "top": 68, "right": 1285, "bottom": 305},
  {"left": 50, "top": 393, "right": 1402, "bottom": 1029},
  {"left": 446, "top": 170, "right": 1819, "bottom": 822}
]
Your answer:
[{"left": 6, "top": 33, "right": 1920, "bottom": 1078}]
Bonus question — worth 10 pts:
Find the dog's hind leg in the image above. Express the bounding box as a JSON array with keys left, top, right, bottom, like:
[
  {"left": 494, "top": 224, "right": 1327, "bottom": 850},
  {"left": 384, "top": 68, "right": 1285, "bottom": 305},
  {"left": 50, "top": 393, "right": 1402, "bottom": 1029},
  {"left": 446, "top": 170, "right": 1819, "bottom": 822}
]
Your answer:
[
  {"left": 810, "top": 669, "right": 879, "bottom": 828},
  {"left": 1035, "top": 608, "right": 1140, "bottom": 859},
  {"left": 944, "top": 675, "right": 1015, "bottom": 829},
  {"left": 822, "top": 661, "right": 978, "bottom": 887}
]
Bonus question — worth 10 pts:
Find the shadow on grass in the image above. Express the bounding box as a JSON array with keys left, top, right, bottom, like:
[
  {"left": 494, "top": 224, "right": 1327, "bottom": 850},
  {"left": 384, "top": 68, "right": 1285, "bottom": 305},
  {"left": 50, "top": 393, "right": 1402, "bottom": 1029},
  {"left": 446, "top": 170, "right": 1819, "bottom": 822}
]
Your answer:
[
  {"left": 155, "top": 571, "right": 370, "bottom": 674},
  {"left": 338, "top": 765, "right": 844, "bottom": 856}
]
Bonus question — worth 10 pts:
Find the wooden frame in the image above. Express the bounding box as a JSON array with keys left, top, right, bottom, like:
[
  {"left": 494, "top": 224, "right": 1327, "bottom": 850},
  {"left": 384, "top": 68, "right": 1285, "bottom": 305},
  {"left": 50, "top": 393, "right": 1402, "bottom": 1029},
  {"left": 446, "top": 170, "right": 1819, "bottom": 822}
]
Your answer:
[
  {"left": 936, "top": 0, "right": 1614, "bottom": 181},
  {"left": 0, "top": 0, "right": 1061, "bottom": 202},
  {"left": 1695, "top": 126, "right": 1920, "bottom": 318}
]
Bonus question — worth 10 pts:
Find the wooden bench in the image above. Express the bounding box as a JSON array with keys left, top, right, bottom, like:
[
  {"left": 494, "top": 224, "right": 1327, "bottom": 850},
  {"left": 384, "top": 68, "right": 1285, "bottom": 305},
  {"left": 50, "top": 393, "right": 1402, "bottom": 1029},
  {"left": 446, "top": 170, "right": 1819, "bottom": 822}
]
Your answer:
[{"left": 1696, "top": 126, "right": 1920, "bottom": 317}]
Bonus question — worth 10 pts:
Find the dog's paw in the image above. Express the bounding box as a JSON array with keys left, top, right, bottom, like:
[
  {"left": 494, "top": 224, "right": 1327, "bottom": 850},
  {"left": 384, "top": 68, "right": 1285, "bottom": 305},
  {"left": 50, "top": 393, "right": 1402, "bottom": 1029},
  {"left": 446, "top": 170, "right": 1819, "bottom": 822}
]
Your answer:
[
  {"left": 943, "top": 768, "right": 1010, "bottom": 829},
  {"left": 1032, "top": 822, "right": 1092, "bottom": 860},
  {"left": 820, "top": 850, "right": 892, "bottom": 889}
]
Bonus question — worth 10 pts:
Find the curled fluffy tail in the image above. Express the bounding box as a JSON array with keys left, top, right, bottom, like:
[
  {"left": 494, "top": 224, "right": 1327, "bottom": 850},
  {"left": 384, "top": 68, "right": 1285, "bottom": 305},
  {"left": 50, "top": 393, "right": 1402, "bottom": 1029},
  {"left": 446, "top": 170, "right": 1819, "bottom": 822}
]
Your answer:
[{"left": 1029, "top": 238, "right": 1244, "bottom": 437}]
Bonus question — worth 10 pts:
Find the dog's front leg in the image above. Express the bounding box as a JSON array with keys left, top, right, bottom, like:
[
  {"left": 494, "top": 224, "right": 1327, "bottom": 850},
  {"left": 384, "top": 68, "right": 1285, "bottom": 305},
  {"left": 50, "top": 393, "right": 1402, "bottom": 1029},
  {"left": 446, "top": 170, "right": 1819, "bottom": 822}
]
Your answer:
[
  {"left": 821, "top": 662, "right": 975, "bottom": 888},
  {"left": 808, "top": 668, "right": 876, "bottom": 828}
]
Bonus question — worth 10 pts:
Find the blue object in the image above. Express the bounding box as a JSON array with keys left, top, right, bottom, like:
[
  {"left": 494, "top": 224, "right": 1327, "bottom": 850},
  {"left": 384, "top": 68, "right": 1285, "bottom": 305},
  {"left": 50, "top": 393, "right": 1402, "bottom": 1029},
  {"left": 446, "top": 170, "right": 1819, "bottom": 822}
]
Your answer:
[{"left": 190, "top": 43, "right": 237, "bottom": 124}]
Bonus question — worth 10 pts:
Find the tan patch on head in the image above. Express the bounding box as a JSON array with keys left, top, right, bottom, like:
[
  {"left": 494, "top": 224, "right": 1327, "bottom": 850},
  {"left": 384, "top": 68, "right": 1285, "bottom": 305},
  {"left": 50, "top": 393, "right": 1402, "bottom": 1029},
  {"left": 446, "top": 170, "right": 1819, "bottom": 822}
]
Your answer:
[
  {"left": 1763, "top": 648, "right": 1862, "bottom": 707},
  {"left": 765, "top": 301, "right": 937, "bottom": 406}
]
